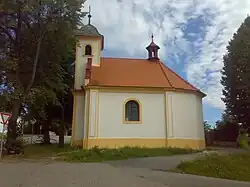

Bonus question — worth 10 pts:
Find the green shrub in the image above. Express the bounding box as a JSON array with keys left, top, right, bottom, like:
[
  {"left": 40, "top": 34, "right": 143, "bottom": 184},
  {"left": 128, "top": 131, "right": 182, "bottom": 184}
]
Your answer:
[
  {"left": 0, "top": 133, "right": 6, "bottom": 140},
  {"left": 237, "top": 133, "right": 250, "bottom": 150}
]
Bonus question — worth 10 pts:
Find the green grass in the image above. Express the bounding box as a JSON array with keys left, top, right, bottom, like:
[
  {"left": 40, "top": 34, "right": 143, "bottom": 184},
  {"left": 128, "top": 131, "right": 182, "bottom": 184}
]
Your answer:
[
  {"left": 3, "top": 144, "right": 198, "bottom": 162},
  {"left": 173, "top": 152, "right": 250, "bottom": 182},
  {"left": 58, "top": 146, "right": 198, "bottom": 162},
  {"left": 0, "top": 133, "right": 6, "bottom": 140}
]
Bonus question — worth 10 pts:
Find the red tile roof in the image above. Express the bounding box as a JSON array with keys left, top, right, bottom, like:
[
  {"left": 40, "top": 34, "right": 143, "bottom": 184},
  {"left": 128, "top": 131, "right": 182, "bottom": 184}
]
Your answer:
[{"left": 89, "top": 57, "right": 205, "bottom": 96}]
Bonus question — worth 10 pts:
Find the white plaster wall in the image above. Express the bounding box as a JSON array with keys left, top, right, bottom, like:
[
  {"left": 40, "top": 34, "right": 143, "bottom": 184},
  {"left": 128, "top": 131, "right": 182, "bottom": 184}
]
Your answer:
[
  {"left": 98, "top": 92, "right": 166, "bottom": 138},
  {"left": 166, "top": 92, "right": 174, "bottom": 138},
  {"left": 89, "top": 90, "right": 99, "bottom": 137},
  {"left": 73, "top": 95, "right": 85, "bottom": 140},
  {"left": 75, "top": 39, "right": 101, "bottom": 89},
  {"left": 84, "top": 91, "right": 89, "bottom": 138},
  {"left": 167, "top": 92, "right": 205, "bottom": 140},
  {"left": 196, "top": 95, "right": 205, "bottom": 139}
]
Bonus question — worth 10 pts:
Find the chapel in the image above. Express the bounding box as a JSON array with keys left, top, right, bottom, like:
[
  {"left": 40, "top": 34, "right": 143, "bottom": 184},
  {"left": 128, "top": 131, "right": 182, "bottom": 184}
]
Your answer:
[{"left": 71, "top": 11, "right": 206, "bottom": 149}]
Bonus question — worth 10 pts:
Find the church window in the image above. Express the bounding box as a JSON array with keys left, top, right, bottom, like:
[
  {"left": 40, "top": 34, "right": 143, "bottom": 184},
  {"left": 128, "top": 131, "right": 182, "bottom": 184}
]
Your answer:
[
  {"left": 124, "top": 99, "right": 141, "bottom": 123},
  {"left": 85, "top": 45, "right": 92, "bottom": 55}
]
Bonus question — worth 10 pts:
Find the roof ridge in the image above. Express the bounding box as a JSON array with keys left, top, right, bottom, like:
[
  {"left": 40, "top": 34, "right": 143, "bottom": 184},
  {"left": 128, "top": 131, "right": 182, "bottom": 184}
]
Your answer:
[
  {"left": 101, "top": 57, "right": 147, "bottom": 60},
  {"left": 159, "top": 61, "right": 200, "bottom": 91},
  {"left": 158, "top": 61, "right": 174, "bottom": 88}
]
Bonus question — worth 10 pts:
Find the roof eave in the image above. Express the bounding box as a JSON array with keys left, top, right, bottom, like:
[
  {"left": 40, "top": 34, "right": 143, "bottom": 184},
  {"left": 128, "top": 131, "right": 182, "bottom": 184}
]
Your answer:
[
  {"left": 200, "top": 91, "right": 207, "bottom": 98},
  {"left": 86, "top": 85, "right": 207, "bottom": 97}
]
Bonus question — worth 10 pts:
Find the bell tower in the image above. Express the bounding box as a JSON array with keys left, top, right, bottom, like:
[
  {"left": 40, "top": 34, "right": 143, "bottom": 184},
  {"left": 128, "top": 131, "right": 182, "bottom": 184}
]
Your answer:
[
  {"left": 71, "top": 7, "right": 104, "bottom": 147},
  {"left": 146, "top": 34, "right": 160, "bottom": 61},
  {"left": 74, "top": 6, "right": 104, "bottom": 90}
]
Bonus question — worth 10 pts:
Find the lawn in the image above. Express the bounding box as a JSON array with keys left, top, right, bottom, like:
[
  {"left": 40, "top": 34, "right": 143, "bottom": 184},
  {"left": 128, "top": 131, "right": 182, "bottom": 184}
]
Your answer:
[
  {"left": 173, "top": 152, "right": 250, "bottom": 182},
  {"left": 2, "top": 144, "right": 198, "bottom": 162},
  {"left": 58, "top": 146, "right": 198, "bottom": 162}
]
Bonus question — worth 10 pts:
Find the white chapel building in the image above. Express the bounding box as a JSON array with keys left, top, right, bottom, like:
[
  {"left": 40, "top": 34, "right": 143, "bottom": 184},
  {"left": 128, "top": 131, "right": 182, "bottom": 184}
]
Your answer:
[{"left": 71, "top": 13, "right": 206, "bottom": 150}]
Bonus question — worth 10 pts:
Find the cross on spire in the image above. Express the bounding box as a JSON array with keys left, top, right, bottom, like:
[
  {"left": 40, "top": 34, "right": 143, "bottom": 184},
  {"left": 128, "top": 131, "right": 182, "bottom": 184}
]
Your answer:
[
  {"left": 88, "top": 6, "right": 92, "bottom": 25},
  {"left": 151, "top": 33, "right": 154, "bottom": 42}
]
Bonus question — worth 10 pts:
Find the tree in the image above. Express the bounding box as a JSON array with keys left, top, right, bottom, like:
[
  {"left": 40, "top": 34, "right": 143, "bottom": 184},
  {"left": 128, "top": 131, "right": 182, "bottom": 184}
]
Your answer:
[
  {"left": 55, "top": 57, "right": 75, "bottom": 147},
  {"left": 214, "top": 119, "right": 239, "bottom": 142},
  {"left": 41, "top": 55, "right": 74, "bottom": 146},
  {"left": 204, "top": 121, "right": 212, "bottom": 132},
  {"left": 0, "top": 0, "right": 85, "bottom": 149},
  {"left": 221, "top": 16, "right": 250, "bottom": 133}
]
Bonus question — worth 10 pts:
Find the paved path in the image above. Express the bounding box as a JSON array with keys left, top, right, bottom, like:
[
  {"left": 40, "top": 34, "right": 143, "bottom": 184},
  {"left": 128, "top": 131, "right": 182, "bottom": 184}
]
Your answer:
[
  {"left": 0, "top": 151, "right": 249, "bottom": 187},
  {"left": 107, "top": 148, "right": 249, "bottom": 171},
  {"left": 106, "top": 153, "right": 203, "bottom": 171}
]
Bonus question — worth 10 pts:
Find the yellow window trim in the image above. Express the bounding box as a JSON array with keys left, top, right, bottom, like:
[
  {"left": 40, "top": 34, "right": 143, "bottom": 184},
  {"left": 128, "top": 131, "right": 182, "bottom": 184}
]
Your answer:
[{"left": 123, "top": 98, "right": 142, "bottom": 124}]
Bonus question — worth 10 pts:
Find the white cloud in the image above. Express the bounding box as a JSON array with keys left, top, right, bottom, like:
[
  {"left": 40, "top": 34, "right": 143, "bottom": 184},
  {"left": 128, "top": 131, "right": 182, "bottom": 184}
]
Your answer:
[
  {"left": 186, "top": 0, "right": 250, "bottom": 108},
  {"left": 83, "top": 0, "right": 250, "bottom": 109}
]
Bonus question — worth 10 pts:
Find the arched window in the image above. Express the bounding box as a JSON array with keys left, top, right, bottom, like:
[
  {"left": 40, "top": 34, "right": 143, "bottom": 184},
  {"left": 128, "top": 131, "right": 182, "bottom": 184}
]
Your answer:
[
  {"left": 124, "top": 100, "right": 141, "bottom": 122},
  {"left": 85, "top": 45, "right": 92, "bottom": 55}
]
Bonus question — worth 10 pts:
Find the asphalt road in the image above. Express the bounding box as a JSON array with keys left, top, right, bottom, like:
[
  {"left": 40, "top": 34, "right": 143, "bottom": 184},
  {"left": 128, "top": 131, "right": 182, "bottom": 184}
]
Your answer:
[{"left": 0, "top": 152, "right": 249, "bottom": 187}]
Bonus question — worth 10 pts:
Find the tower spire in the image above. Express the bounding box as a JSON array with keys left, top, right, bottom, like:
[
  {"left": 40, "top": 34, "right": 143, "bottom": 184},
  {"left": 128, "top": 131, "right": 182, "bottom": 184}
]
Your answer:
[
  {"left": 88, "top": 6, "right": 92, "bottom": 25},
  {"left": 151, "top": 33, "right": 154, "bottom": 42}
]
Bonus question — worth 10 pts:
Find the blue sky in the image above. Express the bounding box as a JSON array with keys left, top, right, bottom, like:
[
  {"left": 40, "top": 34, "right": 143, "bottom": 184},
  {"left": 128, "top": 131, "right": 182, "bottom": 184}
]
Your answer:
[{"left": 83, "top": 0, "right": 250, "bottom": 125}]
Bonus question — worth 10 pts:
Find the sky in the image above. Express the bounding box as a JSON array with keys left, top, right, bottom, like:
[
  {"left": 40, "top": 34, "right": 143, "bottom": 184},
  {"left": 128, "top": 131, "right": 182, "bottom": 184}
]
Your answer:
[{"left": 82, "top": 0, "right": 250, "bottom": 125}]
